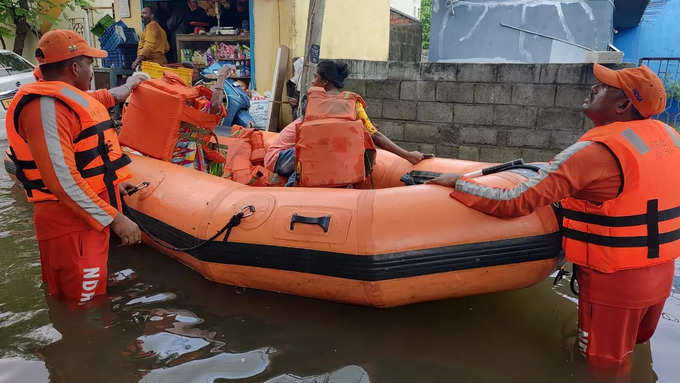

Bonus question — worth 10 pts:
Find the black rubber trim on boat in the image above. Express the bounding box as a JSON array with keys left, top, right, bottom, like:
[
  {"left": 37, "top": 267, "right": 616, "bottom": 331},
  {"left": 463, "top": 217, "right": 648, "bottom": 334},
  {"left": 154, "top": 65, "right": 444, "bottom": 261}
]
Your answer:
[{"left": 127, "top": 207, "right": 562, "bottom": 281}]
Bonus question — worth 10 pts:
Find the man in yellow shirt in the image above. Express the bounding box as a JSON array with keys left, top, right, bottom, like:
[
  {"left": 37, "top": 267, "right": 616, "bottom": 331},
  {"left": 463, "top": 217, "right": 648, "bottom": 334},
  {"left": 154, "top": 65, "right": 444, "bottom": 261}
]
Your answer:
[{"left": 132, "top": 6, "right": 170, "bottom": 68}]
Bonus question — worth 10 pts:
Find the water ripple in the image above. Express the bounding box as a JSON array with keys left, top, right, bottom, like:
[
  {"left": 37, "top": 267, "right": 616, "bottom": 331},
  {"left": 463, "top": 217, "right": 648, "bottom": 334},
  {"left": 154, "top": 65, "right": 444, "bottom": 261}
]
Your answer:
[
  {"left": 139, "top": 347, "right": 272, "bottom": 383},
  {"left": 138, "top": 332, "right": 210, "bottom": 360},
  {"left": 0, "top": 357, "right": 49, "bottom": 382},
  {"left": 264, "top": 365, "right": 370, "bottom": 383},
  {"left": 126, "top": 293, "right": 177, "bottom": 306},
  {"left": 22, "top": 324, "right": 62, "bottom": 345},
  {"left": 0, "top": 310, "right": 45, "bottom": 329}
]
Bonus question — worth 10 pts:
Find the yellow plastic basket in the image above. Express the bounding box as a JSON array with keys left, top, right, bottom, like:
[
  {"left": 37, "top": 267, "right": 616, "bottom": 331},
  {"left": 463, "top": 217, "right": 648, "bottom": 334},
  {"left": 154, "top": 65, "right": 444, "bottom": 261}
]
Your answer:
[{"left": 141, "top": 61, "right": 193, "bottom": 86}]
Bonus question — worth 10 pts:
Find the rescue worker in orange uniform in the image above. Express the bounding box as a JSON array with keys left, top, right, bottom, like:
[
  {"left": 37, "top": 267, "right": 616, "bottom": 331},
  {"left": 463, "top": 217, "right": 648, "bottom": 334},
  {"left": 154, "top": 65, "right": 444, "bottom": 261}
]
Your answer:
[
  {"left": 5, "top": 30, "right": 145, "bottom": 304},
  {"left": 428, "top": 64, "right": 678, "bottom": 375}
]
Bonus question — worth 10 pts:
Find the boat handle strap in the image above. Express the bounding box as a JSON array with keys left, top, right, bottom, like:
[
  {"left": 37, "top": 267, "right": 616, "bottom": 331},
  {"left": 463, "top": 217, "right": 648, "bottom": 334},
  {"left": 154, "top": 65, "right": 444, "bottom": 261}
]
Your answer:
[{"left": 290, "top": 214, "right": 331, "bottom": 233}]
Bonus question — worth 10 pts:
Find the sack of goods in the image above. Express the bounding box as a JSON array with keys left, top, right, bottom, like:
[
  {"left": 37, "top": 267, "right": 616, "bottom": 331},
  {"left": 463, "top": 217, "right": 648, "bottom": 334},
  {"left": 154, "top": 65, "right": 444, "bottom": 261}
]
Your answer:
[
  {"left": 248, "top": 90, "right": 270, "bottom": 130},
  {"left": 120, "top": 71, "right": 226, "bottom": 175}
]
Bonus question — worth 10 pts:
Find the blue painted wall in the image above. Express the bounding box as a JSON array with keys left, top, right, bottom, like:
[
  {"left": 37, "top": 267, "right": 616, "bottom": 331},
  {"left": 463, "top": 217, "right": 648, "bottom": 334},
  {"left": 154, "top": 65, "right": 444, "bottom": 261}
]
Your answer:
[{"left": 615, "top": 0, "right": 680, "bottom": 64}]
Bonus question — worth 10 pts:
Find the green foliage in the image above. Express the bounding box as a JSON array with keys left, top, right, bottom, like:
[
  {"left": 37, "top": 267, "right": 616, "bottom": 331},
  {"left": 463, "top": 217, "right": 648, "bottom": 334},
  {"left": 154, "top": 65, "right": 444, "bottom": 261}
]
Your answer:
[
  {"left": 0, "top": 0, "right": 91, "bottom": 41},
  {"left": 421, "top": 0, "right": 431, "bottom": 49},
  {"left": 661, "top": 79, "right": 680, "bottom": 131},
  {"left": 666, "top": 81, "right": 680, "bottom": 103}
]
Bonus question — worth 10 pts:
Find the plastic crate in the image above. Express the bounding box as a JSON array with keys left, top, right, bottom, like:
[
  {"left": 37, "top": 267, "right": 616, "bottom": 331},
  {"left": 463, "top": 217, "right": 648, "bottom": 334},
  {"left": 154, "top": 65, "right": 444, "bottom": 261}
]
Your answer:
[
  {"left": 99, "top": 21, "right": 138, "bottom": 51},
  {"left": 101, "top": 44, "right": 138, "bottom": 69},
  {"left": 141, "top": 61, "right": 193, "bottom": 86},
  {"left": 91, "top": 15, "right": 115, "bottom": 37}
]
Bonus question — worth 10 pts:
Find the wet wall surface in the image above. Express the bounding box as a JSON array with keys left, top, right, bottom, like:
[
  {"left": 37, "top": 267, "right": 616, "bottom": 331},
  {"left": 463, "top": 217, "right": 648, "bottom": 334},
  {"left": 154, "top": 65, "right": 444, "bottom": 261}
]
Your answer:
[{"left": 429, "top": 0, "right": 614, "bottom": 63}]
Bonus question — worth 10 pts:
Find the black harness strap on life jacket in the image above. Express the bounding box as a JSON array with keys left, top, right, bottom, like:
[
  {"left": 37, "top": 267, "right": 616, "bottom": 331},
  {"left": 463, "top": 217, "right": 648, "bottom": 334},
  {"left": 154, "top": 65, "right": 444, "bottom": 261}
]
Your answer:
[
  {"left": 72, "top": 119, "right": 128, "bottom": 209},
  {"left": 101, "top": 134, "right": 118, "bottom": 208},
  {"left": 74, "top": 121, "right": 118, "bottom": 170},
  {"left": 12, "top": 94, "right": 41, "bottom": 135},
  {"left": 560, "top": 204, "right": 680, "bottom": 227},
  {"left": 74, "top": 147, "right": 101, "bottom": 171},
  {"left": 8, "top": 154, "right": 37, "bottom": 169},
  {"left": 80, "top": 150, "right": 131, "bottom": 210},
  {"left": 7, "top": 146, "right": 53, "bottom": 198},
  {"left": 9, "top": 94, "right": 51, "bottom": 198},
  {"left": 647, "top": 199, "right": 660, "bottom": 258},
  {"left": 560, "top": 199, "right": 680, "bottom": 258},
  {"left": 78, "top": 155, "right": 131, "bottom": 179},
  {"left": 561, "top": 227, "right": 680, "bottom": 247},
  {"left": 559, "top": 199, "right": 680, "bottom": 258},
  {"left": 73, "top": 120, "right": 114, "bottom": 144},
  {"left": 560, "top": 200, "right": 680, "bottom": 257}
]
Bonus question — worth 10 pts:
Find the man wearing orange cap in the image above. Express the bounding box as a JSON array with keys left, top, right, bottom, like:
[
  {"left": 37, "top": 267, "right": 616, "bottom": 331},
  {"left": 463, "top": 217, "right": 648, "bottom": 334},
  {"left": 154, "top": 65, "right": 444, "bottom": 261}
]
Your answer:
[
  {"left": 5, "top": 30, "right": 145, "bottom": 305},
  {"left": 428, "top": 64, "right": 679, "bottom": 374}
]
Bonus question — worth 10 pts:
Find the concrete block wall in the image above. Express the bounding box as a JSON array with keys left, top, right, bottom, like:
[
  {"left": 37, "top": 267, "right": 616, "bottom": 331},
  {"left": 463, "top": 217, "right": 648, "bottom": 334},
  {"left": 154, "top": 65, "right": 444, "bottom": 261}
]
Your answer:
[
  {"left": 389, "top": 24, "right": 422, "bottom": 63},
  {"left": 337, "top": 61, "right": 630, "bottom": 163}
]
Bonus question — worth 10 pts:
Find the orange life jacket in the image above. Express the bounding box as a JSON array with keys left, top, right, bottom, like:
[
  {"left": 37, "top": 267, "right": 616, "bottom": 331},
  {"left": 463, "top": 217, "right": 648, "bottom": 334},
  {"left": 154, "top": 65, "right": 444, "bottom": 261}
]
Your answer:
[
  {"left": 120, "top": 71, "right": 224, "bottom": 161},
  {"left": 5, "top": 81, "right": 131, "bottom": 208},
  {"left": 561, "top": 119, "right": 680, "bottom": 273},
  {"left": 221, "top": 125, "right": 284, "bottom": 186},
  {"left": 294, "top": 87, "right": 376, "bottom": 187}
]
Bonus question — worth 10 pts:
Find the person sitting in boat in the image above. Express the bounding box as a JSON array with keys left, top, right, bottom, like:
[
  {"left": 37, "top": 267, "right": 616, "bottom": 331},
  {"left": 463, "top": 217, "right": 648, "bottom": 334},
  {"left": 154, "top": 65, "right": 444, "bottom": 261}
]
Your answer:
[{"left": 264, "top": 60, "right": 425, "bottom": 186}]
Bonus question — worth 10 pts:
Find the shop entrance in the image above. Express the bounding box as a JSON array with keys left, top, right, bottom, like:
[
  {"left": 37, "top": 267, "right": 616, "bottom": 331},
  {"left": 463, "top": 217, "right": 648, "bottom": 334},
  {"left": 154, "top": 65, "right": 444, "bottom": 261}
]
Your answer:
[{"left": 140, "top": 0, "right": 254, "bottom": 88}]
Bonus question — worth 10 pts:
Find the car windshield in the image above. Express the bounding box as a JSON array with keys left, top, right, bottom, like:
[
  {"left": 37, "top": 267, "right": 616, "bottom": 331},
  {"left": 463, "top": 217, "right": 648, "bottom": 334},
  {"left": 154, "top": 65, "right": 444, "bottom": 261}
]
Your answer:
[{"left": 0, "top": 52, "right": 33, "bottom": 77}]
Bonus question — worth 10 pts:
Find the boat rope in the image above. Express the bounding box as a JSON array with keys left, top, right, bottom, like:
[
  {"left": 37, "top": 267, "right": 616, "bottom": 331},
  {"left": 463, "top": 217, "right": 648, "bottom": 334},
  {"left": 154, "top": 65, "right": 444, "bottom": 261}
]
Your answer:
[
  {"left": 550, "top": 202, "right": 579, "bottom": 296},
  {"left": 570, "top": 264, "right": 580, "bottom": 296},
  {"left": 122, "top": 199, "right": 255, "bottom": 252}
]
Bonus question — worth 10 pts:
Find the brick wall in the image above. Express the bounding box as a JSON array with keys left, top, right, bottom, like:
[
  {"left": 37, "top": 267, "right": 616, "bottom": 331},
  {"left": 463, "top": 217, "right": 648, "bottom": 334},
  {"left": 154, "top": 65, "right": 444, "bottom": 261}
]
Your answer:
[
  {"left": 336, "top": 61, "right": 629, "bottom": 163},
  {"left": 389, "top": 23, "right": 422, "bottom": 62},
  {"left": 390, "top": 10, "right": 416, "bottom": 25}
]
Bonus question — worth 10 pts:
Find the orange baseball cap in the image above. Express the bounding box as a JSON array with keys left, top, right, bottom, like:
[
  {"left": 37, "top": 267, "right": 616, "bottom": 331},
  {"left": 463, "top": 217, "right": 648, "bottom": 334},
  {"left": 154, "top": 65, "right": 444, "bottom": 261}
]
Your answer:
[
  {"left": 35, "top": 29, "right": 107, "bottom": 65},
  {"left": 593, "top": 63, "right": 666, "bottom": 118}
]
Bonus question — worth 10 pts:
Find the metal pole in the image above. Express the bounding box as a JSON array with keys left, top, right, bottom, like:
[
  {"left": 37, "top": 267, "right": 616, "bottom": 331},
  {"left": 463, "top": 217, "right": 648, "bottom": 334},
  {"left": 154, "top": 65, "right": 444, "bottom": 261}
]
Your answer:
[
  {"left": 499, "top": 22, "right": 594, "bottom": 52},
  {"left": 297, "top": 0, "right": 326, "bottom": 118}
]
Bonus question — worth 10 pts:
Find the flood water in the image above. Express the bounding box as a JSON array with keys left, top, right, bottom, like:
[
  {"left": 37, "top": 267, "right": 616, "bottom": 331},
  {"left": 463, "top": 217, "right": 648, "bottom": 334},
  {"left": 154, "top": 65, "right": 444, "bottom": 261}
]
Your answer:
[{"left": 1, "top": 139, "right": 679, "bottom": 383}]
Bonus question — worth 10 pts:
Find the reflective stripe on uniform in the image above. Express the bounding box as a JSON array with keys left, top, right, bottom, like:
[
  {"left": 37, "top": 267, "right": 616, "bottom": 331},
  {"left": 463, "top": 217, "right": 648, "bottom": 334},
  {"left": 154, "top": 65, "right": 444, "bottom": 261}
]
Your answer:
[
  {"left": 454, "top": 141, "right": 593, "bottom": 201},
  {"left": 663, "top": 124, "right": 680, "bottom": 148},
  {"left": 621, "top": 128, "right": 649, "bottom": 155},
  {"left": 40, "top": 97, "right": 113, "bottom": 227},
  {"left": 60, "top": 86, "right": 90, "bottom": 109}
]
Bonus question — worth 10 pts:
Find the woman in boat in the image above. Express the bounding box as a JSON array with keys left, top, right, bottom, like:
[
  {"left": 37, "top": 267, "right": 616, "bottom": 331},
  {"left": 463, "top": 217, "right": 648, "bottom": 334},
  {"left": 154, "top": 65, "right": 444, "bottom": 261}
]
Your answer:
[{"left": 264, "top": 60, "right": 425, "bottom": 185}]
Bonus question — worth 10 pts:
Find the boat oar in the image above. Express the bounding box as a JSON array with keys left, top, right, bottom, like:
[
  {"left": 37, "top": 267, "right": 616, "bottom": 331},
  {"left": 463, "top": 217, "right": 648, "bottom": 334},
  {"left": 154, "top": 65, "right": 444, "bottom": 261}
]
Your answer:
[
  {"left": 401, "top": 159, "right": 541, "bottom": 185},
  {"left": 463, "top": 159, "right": 525, "bottom": 178}
]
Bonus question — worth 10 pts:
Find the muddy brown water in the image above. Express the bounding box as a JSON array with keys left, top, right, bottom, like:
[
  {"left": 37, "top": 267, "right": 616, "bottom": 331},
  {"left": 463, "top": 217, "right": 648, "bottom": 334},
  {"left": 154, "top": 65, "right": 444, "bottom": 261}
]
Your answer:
[{"left": 1, "top": 140, "right": 678, "bottom": 383}]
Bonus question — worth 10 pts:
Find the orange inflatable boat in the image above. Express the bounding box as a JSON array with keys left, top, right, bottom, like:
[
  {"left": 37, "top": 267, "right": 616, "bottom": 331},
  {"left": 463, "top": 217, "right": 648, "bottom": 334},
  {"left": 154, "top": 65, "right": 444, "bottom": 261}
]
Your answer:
[
  {"left": 3, "top": 75, "right": 563, "bottom": 307},
  {"left": 111, "top": 144, "right": 562, "bottom": 307},
  {"left": 3, "top": 142, "right": 562, "bottom": 307}
]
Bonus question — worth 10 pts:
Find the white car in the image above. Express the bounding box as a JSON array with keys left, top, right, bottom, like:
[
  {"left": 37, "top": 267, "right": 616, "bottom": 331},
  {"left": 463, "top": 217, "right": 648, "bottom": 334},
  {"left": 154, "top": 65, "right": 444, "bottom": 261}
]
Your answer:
[{"left": 0, "top": 50, "right": 35, "bottom": 140}]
